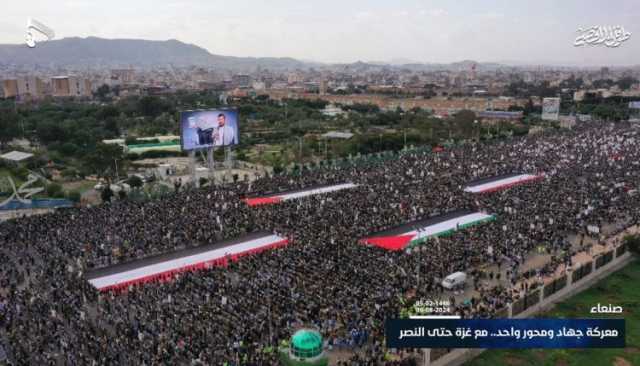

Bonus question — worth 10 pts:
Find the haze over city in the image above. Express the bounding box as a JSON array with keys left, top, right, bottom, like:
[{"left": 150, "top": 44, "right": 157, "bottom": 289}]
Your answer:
[{"left": 2, "top": 0, "right": 639, "bottom": 66}]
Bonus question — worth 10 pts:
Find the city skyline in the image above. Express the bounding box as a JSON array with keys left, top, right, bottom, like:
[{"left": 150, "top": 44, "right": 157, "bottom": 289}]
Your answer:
[{"left": 1, "top": 0, "right": 639, "bottom": 66}]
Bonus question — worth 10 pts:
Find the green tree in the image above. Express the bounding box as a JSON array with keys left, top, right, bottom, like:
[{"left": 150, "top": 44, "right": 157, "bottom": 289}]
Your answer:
[
  {"left": 95, "top": 84, "right": 111, "bottom": 100},
  {"left": 592, "top": 104, "right": 623, "bottom": 121},
  {"left": 60, "top": 168, "right": 79, "bottom": 179},
  {"left": 104, "top": 118, "right": 120, "bottom": 137},
  {"left": 84, "top": 143, "right": 124, "bottom": 181},
  {"left": 101, "top": 186, "right": 114, "bottom": 203},
  {"left": 46, "top": 183, "right": 64, "bottom": 198},
  {"left": 0, "top": 109, "right": 20, "bottom": 147},
  {"left": 138, "top": 96, "right": 167, "bottom": 117},
  {"left": 127, "top": 175, "right": 143, "bottom": 188},
  {"left": 624, "top": 234, "right": 640, "bottom": 256},
  {"left": 58, "top": 142, "right": 79, "bottom": 156},
  {"left": 452, "top": 110, "right": 477, "bottom": 139},
  {"left": 36, "top": 120, "right": 67, "bottom": 144},
  {"left": 345, "top": 103, "right": 380, "bottom": 114},
  {"left": 617, "top": 77, "right": 638, "bottom": 90}
]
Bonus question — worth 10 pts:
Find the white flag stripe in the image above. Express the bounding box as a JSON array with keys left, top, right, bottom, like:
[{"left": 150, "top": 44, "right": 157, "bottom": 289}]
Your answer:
[
  {"left": 399, "top": 212, "right": 494, "bottom": 239},
  {"left": 464, "top": 174, "right": 539, "bottom": 193},
  {"left": 279, "top": 183, "right": 358, "bottom": 200},
  {"left": 89, "top": 234, "right": 285, "bottom": 290}
]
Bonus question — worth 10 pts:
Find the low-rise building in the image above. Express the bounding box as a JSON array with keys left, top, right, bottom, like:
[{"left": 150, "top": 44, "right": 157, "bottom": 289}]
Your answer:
[{"left": 321, "top": 104, "right": 346, "bottom": 117}]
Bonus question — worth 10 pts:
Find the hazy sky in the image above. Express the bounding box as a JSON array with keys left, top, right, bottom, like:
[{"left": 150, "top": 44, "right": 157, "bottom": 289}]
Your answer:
[{"left": 2, "top": 0, "right": 638, "bottom": 65}]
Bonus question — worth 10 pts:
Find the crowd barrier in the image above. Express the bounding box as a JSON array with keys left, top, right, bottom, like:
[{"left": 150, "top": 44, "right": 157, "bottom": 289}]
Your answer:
[
  {"left": 427, "top": 243, "right": 634, "bottom": 366},
  {"left": 543, "top": 275, "right": 567, "bottom": 299}
]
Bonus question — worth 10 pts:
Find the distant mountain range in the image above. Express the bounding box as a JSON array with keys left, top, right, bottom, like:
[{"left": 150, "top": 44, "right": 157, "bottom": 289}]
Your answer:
[
  {"left": 0, "top": 36, "right": 526, "bottom": 71},
  {"left": 0, "top": 37, "right": 313, "bottom": 71}
]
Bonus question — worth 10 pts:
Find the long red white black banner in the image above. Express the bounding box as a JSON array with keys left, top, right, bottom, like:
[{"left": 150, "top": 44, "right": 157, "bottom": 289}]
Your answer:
[
  {"left": 464, "top": 173, "right": 543, "bottom": 194},
  {"left": 243, "top": 183, "right": 358, "bottom": 206},
  {"left": 86, "top": 232, "right": 288, "bottom": 292}
]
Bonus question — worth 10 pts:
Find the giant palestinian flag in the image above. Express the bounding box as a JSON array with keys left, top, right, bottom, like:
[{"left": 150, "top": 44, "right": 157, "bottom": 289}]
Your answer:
[
  {"left": 464, "top": 173, "right": 543, "bottom": 194},
  {"left": 360, "top": 210, "right": 495, "bottom": 251},
  {"left": 243, "top": 183, "right": 358, "bottom": 206},
  {"left": 86, "top": 232, "right": 287, "bottom": 292}
]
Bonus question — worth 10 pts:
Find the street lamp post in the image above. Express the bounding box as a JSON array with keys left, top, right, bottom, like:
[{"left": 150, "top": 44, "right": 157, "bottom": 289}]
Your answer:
[
  {"left": 325, "top": 138, "right": 329, "bottom": 159},
  {"left": 474, "top": 119, "right": 479, "bottom": 141},
  {"left": 284, "top": 101, "right": 288, "bottom": 121},
  {"left": 404, "top": 129, "right": 407, "bottom": 150},
  {"left": 298, "top": 136, "right": 303, "bottom": 161}
]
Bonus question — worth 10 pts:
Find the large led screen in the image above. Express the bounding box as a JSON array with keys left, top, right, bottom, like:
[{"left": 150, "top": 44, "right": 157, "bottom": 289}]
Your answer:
[{"left": 180, "top": 109, "right": 239, "bottom": 150}]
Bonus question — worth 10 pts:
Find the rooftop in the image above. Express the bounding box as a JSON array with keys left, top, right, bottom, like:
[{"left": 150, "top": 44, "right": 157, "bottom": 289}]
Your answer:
[
  {"left": 321, "top": 131, "right": 353, "bottom": 139},
  {"left": 0, "top": 150, "right": 34, "bottom": 162}
]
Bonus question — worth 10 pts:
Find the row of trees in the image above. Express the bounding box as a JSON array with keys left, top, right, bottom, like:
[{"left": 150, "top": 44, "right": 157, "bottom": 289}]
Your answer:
[
  {"left": 0, "top": 92, "right": 341, "bottom": 182},
  {"left": 576, "top": 95, "right": 635, "bottom": 121},
  {"left": 2, "top": 88, "right": 635, "bottom": 184}
]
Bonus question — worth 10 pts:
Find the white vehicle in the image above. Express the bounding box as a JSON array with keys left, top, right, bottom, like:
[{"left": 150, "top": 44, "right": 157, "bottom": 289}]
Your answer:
[{"left": 441, "top": 271, "right": 467, "bottom": 290}]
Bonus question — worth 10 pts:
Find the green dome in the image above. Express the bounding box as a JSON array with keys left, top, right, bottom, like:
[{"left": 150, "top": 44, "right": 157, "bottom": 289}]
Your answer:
[{"left": 291, "top": 329, "right": 323, "bottom": 358}]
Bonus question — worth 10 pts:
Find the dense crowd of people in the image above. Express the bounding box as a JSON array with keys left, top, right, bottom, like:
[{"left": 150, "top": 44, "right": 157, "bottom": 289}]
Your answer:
[{"left": 1, "top": 121, "right": 639, "bottom": 365}]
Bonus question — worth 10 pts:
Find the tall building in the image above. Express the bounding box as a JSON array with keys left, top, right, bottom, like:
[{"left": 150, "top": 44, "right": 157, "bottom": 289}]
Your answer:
[
  {"left": 71, "top": 76, "right": 92, "bottom": 96},
  {"left": 2, "top": 77, "right": 45, "bottom": 100},
  {"left": 52, "top": 76, "right": 91, "bottom": 97},
  {"left": 2, "top": 79, "right": 18, "bottom": 98},
  {"left": 231, "top": 74, "right": 251, "bottom": 88},
  {"left": 287, "top": 72, "right": 304, "bottom": 85},
  {"left": 319, "top": 80, "right": 328, "bottom": 95},
  {"left": 17, "top": 77, "right": 45, "bottom": 99},
  {"left": 52, "top": 76, "right": 71, "bottom": 96},
  {"left": 111, "top": 69, "right": 135, "bottom": 84}
]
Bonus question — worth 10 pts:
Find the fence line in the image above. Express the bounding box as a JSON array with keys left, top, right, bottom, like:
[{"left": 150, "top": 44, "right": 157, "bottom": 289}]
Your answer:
[{"left": 430, "top": 242, "right": 632, "bottom": 366}]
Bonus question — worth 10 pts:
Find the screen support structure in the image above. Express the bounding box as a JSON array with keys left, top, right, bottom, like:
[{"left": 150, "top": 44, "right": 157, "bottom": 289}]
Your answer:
[
  {"left": 189, "top": 148, "right": 216, "bottom": 187},
  {"left": 188, "top": 147, "right": 231, "bottom": 187},
  {"left": 207, "top": 147, "right": 216, "bottom": 183},
  {"left": 189, "top": 150, "right": 197, "bottom": 187},
  {"left": 224, "top": 146, "right": 233, "bottom": 181}
]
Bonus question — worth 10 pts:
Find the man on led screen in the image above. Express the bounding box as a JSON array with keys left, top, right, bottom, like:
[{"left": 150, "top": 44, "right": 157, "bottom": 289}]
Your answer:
[{"left": 213, "top": 113, "right": 235, "bottom": 146}]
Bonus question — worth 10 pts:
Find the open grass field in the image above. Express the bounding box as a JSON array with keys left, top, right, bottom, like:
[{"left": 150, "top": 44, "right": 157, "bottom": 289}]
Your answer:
[
  {"left": 61, "top": 180, "right": 96, "bottom": 194},
  {"left": 0, "top": 168, "right": 23, "bottom": 185},
  {"left": 466, "top": 259, "right": 640, "bottom": 366},
  {"left": 0, "top": 168, "right": 25, "bottom": 199}
]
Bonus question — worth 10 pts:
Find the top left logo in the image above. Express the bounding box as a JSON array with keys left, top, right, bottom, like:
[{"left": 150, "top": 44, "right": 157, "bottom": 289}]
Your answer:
[{"left": 26, "top": 18, "right": 55, "bottom": 48}]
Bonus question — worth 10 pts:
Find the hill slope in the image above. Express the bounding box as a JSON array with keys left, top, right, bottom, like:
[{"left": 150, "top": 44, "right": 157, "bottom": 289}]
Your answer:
[{"left": 0, "top": 37, "right": 310, "bottom": 70}]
